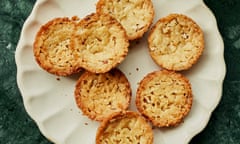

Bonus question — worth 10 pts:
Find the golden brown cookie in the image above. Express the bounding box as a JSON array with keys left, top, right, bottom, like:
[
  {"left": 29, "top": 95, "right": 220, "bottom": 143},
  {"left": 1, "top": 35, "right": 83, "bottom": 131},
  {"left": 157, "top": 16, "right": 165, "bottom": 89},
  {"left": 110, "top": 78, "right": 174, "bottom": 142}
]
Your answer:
[
  {"left": 148, "top": 14, "right": 204, "bottom": 71},
  {"left": 74, "top": 69, "right": 131, "bottom": 121},
  {"left": 96, "top": 0, "right": 154, "bottom": 40},
  {"left": 96, "top": 111, "right": 153, "bottom": 144},
  {"left": 33, "top": 17, "right": 81, "bottom": 76},
  {"left": 136, "top": 70, "right": 193, "bottom": 127},
  {"left": 71, "top": 13, "right": 129, "bottom": 73}
]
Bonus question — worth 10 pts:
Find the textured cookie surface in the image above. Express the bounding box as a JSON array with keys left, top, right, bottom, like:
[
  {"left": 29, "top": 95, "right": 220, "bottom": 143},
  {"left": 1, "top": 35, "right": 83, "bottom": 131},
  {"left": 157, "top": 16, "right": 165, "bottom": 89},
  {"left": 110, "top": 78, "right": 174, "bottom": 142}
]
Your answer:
[
  {"left": 148, "top": 14, "right": 204, "bottom": 71},
  {"left": 34, "top": 17, "right": 80, "bottom": 76},
  {"left": 96, "top": 0, "right": 154, "bottom": 40},
  {"left": 71, "top": 13, "right": 129, "bottom": 73},
  {"left": 75, "top": 69, "right": 131, "bottom": 121},
  {"left": 136, "top": 70, "right": 193, "bottom": 127},
  {"left": 96, "top": 111, "right": 153, "bottom": 144}
]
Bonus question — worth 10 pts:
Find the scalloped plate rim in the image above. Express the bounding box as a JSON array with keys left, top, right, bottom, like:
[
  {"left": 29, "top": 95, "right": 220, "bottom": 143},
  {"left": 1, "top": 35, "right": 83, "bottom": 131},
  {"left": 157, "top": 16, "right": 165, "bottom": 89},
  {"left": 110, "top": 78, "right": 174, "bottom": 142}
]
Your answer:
[{"left": 15, "top": 0, "right": 226, "bottom": 144}]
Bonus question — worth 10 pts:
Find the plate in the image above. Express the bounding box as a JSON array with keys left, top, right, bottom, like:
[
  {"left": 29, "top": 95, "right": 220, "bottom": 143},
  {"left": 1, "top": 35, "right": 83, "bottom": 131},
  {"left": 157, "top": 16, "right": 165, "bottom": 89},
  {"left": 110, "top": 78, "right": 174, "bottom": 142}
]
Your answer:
[{"left": 15, "top": 0, "right": 226, "bottom": 143}]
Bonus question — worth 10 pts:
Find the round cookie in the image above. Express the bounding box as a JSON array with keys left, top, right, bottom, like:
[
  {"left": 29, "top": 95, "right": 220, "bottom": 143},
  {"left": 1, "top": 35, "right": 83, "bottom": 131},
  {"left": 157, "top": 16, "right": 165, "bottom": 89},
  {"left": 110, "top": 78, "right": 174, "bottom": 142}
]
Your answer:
[
  {"left": 33, "top": 17, "right": 81, "bottom": 76},
  {"left": 96, "top": 111, "right": 153, "bottom": 144},
  {"left": 96, "top": 0, "right": 154, "bottom": 40},
  {"left": 136, "top": 70, "right": 193, "bottom": 127},
  {"left": 148, "top": 14, "right": 204, "bottom": 71},
  {"left": 74, "top": 69, "right": 131, "bottom": 121},
  {"left": 71, "top": 13, "right": 129, "bottom": 73}
]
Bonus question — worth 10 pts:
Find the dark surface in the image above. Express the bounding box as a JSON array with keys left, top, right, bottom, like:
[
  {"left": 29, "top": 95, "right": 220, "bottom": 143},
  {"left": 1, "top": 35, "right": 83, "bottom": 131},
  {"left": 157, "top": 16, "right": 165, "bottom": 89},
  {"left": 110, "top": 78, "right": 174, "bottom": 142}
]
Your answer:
[{"left": 0, "top": 0, "right": 240, "bottom": 143}]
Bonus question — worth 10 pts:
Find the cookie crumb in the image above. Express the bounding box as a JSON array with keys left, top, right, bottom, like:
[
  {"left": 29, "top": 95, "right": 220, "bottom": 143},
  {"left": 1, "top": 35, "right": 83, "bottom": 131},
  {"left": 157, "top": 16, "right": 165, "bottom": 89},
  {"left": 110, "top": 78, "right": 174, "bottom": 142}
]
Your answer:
[{"left": 135, "top": 40, "right": 140, "bottom": 45}]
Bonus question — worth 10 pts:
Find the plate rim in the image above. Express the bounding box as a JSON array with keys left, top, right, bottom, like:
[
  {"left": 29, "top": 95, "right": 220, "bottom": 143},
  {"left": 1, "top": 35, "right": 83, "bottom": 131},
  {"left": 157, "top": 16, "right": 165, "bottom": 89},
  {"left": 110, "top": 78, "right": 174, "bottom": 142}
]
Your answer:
[{"left": 15, "top": 0, "right": 226, "bottom": 143}]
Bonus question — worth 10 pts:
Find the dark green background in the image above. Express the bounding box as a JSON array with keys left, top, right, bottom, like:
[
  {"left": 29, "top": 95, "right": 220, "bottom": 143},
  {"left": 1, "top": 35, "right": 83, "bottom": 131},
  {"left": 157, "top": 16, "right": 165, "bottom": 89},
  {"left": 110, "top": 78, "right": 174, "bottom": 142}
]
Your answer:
[{"left": 0, "top": 0, "right": 240, "bottom": 143}]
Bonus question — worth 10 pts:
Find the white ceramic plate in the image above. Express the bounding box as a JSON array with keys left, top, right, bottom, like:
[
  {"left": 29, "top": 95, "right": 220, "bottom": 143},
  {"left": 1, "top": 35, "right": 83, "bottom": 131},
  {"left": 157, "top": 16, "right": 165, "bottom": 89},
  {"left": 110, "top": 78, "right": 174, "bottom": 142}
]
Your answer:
[{"left": 15, "top": 0, "right": 226, "bottom": 143}]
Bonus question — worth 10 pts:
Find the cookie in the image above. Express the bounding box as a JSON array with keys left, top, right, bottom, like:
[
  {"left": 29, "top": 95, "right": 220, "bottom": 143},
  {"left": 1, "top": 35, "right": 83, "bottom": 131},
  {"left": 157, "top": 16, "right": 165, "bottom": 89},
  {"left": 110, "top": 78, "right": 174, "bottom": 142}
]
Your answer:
[
  {"left": 71, "top": 13, "right": 129, "bottom": 73},
  {"left": 74, "top": 69, "right": 131, "bottom": 121},
  {"left": 136, "top": 70, "right": 193, "bottom": 127},
  {"left": 96, "top": 111, "right": 153, "bottom": 144},
  {"left": 148, "top": 14, "right": 204, "bottom": 71},
  {"left": 96, "top": 0, "right": 154, "bottom": 40},
  {"left": 33, "top": 17, "right": 81, "bottom": 76}
]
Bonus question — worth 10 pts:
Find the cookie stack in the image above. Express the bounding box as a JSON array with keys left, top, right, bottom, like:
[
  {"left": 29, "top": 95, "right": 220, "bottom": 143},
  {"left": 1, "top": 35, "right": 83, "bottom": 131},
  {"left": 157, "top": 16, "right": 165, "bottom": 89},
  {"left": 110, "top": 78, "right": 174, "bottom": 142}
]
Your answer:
[{"left": 33, "top": 0, "right": 204, "bottom": 143}]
